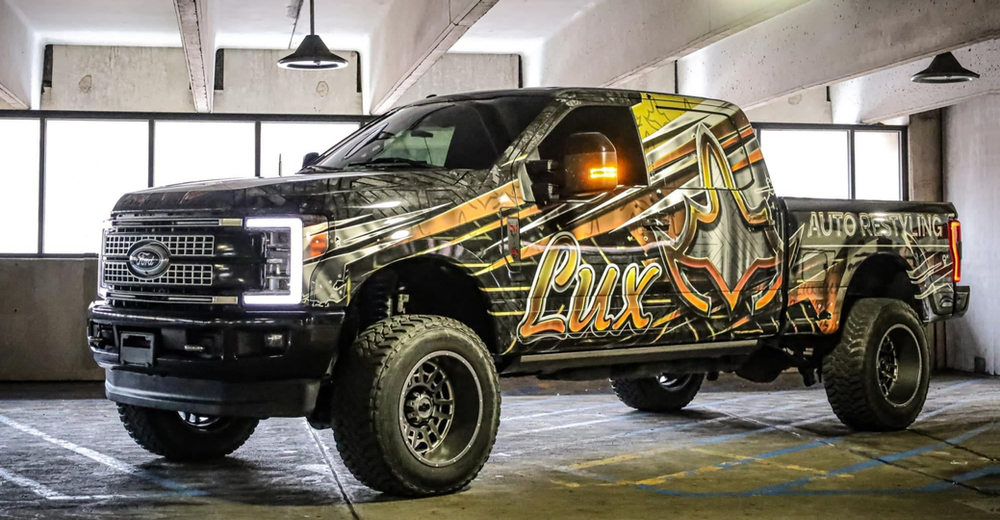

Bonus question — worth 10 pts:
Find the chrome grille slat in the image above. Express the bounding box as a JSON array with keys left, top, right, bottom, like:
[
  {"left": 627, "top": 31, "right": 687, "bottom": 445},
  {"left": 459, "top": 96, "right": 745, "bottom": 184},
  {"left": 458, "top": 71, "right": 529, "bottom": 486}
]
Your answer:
[
  {"left": 103, "top": 234, "right": 215, "bottom": 257},
  {"left": 103, "top": 261, "right": 213, "bottom": 286}
]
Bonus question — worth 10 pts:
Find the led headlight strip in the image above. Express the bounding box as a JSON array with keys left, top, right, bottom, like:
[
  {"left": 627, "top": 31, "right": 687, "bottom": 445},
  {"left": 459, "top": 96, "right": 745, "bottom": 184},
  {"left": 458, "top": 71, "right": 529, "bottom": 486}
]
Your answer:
[{"left": 244, "top": 217, "right": 304, "bottom": 306}]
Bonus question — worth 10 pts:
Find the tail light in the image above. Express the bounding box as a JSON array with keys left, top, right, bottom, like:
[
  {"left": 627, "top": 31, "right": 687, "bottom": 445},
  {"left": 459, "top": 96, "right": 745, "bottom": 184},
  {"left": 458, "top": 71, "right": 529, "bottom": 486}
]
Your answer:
[{"left": 948, "top": 219, "right": 962, "bottom": 283}]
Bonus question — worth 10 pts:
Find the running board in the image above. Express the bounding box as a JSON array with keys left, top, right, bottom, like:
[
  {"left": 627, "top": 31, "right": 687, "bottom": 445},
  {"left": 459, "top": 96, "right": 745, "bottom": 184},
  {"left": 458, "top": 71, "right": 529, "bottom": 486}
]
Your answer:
[{"left": 506, "top": 340, "right": 758, "bottom": 375}]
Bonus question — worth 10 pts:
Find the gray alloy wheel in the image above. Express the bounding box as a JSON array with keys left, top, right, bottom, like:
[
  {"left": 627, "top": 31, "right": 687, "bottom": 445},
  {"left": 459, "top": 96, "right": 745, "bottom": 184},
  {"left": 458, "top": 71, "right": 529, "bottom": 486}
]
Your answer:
[
  {"left": 398, "top": 351, "right": 483, "bottom": 468},
  {"left": 823, "top": 298, "right": 930, "bottom": 431},
  {"left": 331, "top": 315, "right": 501, "bottom": 497}
]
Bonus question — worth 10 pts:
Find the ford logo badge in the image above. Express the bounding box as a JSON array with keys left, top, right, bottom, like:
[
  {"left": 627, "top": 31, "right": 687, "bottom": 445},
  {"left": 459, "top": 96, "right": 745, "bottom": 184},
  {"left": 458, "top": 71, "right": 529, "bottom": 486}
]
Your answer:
[{"left": 126, "top": 240, "right": 170, "bottom": 279}]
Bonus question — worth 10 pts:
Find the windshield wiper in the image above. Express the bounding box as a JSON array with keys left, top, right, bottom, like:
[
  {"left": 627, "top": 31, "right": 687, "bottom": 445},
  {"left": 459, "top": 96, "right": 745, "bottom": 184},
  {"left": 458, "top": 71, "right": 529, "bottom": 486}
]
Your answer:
[
  {"left": 298, "top": 164, "right": 345, "bottom": 174},
  {"left": 347, "top": 157, "right": 437, "bottom": 169}
]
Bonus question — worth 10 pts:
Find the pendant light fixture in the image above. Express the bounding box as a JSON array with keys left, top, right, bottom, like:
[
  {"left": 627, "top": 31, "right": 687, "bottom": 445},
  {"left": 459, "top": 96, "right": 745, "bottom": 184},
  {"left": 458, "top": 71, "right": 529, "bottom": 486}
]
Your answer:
[
  {"left": 911, "top": 52, "right": 980, "bottom": 84},
  {"left": 278, "top": 0, "right": 348, "bottom": 70}
]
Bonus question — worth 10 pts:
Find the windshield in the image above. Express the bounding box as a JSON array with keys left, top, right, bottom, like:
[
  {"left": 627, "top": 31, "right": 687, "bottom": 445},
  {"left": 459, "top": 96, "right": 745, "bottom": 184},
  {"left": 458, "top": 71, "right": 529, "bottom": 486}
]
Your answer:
[{"left": 312, "top": 96, "right": 550, "bottom": 171}]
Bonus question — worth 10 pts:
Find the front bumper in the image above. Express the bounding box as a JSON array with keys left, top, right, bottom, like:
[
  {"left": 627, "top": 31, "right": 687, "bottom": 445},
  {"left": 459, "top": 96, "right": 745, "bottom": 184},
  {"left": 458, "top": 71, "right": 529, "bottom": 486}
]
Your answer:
[{"left": 88, "top": 301, "right": 345, "bottom": 417}]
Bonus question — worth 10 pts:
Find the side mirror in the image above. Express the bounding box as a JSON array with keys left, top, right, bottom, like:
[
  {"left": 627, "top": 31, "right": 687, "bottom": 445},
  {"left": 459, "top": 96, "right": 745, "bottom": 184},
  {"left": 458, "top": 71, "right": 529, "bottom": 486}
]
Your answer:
[
  {"left": 302, "top": 152, "right": 320, "bottom": 168},
  {"left": 560, "top": 132, "right": 618, "bottom": 199}
]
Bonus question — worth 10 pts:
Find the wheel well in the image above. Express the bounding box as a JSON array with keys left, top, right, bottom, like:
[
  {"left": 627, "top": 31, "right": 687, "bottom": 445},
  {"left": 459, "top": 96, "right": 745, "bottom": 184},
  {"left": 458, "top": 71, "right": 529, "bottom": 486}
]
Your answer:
[
  {"left": 842, "top": 255, "right": 921, "bottom": 320},
  {"left": 340, "top": 257, "right": 498, "bottom": 355}
]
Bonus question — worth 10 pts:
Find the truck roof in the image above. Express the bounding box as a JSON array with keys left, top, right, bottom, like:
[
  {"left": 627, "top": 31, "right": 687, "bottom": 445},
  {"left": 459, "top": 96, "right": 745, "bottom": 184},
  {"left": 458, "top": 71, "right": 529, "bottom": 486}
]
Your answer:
[{"left": 405, "top": 87, "right": 734, "bottom": 112}]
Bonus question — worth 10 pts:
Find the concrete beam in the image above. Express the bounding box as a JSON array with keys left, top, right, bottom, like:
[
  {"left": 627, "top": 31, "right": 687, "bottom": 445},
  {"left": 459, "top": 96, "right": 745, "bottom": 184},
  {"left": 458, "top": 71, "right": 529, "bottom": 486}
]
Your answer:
[
  {"left": 534, "top": 0, "right": 805, "bottom": 89},
  {"left": 368, "top": 0, "right": 498, "bottom": 114},
  {"left": 173, "top": 0, "right": 216, "bottom": 113},
  {"left": 0, "top": 0, "right": 36, "bottom": 109},
  {"left": 831, "top": 41, "right": 1000, "bottom": 123},
  {"left": 678, "top": 0, "right": 1000, "bottom": 109},
  {"left": 393, "top": 53, "right": 519, "bottom": 108}
]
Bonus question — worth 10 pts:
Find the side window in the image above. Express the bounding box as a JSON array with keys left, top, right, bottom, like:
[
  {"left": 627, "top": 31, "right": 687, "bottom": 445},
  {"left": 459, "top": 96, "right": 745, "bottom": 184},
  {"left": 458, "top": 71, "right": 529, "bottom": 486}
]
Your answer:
[{"left": 538, "top": 106, "right": 649, "bottom": 186}]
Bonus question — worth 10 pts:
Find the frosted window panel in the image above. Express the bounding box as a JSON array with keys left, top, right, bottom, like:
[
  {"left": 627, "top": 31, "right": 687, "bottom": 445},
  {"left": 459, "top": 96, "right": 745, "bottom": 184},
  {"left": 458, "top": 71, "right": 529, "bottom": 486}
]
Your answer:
[
  {"left": 0, "top": 119, "right": 40, "bottom": 253},
  {"left": 155, "top": 121, "right": 255, "bottom": 186},
  {"left": 759, "top": 130, "right": 850, "bottom": 199},
  {"left": 855, "top": 131, "right": 902, "bottom": 201},
  {"left": 260, "top": 122, "right": 359, "bottom": 177},
  {"left": 45, "top": 120, "right": 148, "bottom": 254}
]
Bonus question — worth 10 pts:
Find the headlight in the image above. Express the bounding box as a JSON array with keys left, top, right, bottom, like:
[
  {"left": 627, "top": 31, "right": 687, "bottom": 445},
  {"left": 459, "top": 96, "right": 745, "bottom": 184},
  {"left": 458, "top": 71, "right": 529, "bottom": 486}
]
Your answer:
[{"left": 243, "top": 217, "right": 303, "bottom": 306}]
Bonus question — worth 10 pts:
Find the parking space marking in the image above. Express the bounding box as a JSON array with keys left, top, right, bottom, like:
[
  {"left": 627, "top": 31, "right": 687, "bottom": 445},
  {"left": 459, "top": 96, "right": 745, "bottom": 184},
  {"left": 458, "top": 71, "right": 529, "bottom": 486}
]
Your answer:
[
  {"left": 0, "top": 467, "right": 70, "bottom": 500},
  {"left": 503, "top": 403, "right": 620, "bottom": 421},
  {"left": 499, "top": 393, "right": 782, "bottom": 439},
  {"left": 746, "top": 423, "right": 995, "bottom": 497},
  {"left": 0, "top": 414, "right": 203, "bottom": 496}
]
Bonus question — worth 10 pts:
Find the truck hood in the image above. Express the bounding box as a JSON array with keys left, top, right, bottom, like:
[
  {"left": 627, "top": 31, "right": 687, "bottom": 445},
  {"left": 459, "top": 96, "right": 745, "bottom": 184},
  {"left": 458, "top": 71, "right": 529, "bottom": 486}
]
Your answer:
[{"left": 114, "top": 169, "right": 491, "bottom": 219}]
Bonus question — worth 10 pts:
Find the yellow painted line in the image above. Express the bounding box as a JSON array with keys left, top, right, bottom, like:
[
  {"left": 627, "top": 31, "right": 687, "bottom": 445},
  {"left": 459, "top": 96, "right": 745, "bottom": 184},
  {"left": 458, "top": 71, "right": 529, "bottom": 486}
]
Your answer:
[
  {"left": 488, "top": 310, "right": 525, "bottom": 317},
  {"left": 460, "top": 263, "right": 492, "bottom": 268},
  {"left": 481, "top": 286, "right": 532, "bottom": 292},
  {"left": 644, "top": 298, "right": 672, "bottom": 305},
  {"left": 626, "top": 447, "right": 834, "bottom": 487}
]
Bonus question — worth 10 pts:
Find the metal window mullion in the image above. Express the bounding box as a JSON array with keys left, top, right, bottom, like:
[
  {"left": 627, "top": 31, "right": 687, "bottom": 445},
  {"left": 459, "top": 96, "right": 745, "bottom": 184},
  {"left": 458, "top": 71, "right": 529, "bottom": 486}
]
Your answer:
[
  {"left": 847, "top": 128, "right": 856, "bottom": 200},
  {"left": 37, "top": 117, "right": 47, "bottom": 254},
  {"left": 254, "top": 120, "right": 262, "bottom": 178},
  {"left": 148, "top": 119, "right": 155, "bottom": 188},
  {"left": 899, "top": 128, "right": 909, "bottom": 201}
]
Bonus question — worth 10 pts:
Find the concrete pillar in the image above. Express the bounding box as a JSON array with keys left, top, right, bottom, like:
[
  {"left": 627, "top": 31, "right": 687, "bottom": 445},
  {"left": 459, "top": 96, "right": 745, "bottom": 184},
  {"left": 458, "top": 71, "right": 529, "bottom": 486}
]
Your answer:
[
  {"left": 679, "top": 0, "right": 1000, "bottom": 109},
  {"left": 368, "top": 0, "right": 498, "bottom": 114},
  {"left": 907, "top": 109, "right": 945, "bottom": 370},
  {"left": 392, "top": 53, "right": 519, "bottom": 108},
  {"left": 831, "top": 40, "right": 1000, "bottom": 124},
  {"left": 173, "top": 0, "right": 217, "bottom": 113},
  {"left": 534, "top": 0, "right": 804, "bottom": 89},
  {"left": 0, "top": 0, "right": 38, "bottom": 109},
  {"left": 942, "top": 95, "right": 1000, "bottom": 375}
]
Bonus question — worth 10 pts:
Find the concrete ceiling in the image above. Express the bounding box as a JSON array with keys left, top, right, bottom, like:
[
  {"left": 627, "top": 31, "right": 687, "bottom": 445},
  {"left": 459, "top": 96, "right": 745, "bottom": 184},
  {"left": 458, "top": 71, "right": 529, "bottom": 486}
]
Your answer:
[
  {"left": 6, "top": 0, "right": 180, "bottom": 47},
  {"left": 452, "top": 0, "right": 601, "bottom": 54}
]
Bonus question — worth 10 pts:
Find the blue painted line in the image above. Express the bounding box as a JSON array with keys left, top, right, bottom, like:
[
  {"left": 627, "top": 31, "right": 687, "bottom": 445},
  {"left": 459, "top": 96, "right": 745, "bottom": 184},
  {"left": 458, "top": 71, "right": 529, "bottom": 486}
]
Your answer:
[
  {"left": 741, "top": 423, "right": 993, "bottom": 497},
  {"left": 921, "top": 465, "right": 1000, "bottom": 492}
]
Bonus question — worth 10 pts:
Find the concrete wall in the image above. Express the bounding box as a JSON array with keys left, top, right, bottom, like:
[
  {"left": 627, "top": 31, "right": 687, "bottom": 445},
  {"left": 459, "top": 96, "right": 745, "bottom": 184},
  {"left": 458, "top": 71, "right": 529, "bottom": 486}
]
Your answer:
[
  {"left": 744, "top": 87, "right": 832, "bottom": 124},
  {"left": 393, "top": 53, "right": 518, "bottom": 108},
  {"left": 42, "top": 45, "right": 195, "bottom": 112},
  {"left": 0, "top": 258, "right": 102, "bottom": 381},
  {"left": 40, "top": 45, "right": 364, "bottom": 114},
  {"left": 214, "top": 49, "right": 363, "bottom": 115},
  {"left": 942, "top": 94, "right": 1000, "bottom": 375}
]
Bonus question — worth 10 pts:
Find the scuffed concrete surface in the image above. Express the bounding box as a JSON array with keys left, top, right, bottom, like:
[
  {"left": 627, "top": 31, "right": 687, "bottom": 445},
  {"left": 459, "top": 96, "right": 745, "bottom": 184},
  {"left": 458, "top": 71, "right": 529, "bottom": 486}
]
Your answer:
[{"left": 0, "top": 373, "right": 997, "bottom": 519}]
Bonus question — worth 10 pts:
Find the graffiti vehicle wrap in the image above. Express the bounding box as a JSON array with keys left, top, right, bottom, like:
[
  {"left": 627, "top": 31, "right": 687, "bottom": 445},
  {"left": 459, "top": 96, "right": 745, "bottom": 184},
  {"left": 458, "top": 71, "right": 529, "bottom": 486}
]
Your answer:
[{"left": 88, "top": 87, "right": 970, "bottom": 497}]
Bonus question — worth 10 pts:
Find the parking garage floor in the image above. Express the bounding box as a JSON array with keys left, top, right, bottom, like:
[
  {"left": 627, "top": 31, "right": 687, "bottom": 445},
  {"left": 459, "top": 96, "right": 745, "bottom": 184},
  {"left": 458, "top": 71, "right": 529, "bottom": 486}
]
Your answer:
[{"left": 1, "top": 374, "right": 998, "bottom": 519}]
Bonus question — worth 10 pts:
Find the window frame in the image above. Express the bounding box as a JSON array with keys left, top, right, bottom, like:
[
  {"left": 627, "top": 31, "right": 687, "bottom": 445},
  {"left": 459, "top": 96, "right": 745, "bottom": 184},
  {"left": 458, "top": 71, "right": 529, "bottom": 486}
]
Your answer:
[
  {"left": 0, "top": 110, "right": 371, "bottom": 258},
  {"left": 753, "top": 122, "right": 909, "bottom": 201}
]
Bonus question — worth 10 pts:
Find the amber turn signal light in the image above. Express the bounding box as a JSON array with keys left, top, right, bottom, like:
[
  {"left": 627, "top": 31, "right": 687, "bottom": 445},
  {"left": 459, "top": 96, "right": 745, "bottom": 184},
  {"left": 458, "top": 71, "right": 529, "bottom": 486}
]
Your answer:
[
  {"left": 589, "top": 166, "right": 618, "bottom": 180},
  {"left": 308, "top": 233, "right": 329, "bottom": 259}
]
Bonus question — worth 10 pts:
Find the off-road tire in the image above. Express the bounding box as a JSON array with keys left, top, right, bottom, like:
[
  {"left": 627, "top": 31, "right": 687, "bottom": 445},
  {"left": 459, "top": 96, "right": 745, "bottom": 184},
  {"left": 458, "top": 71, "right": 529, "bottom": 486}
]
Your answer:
[
  {"left": 823, "top": 298, "right": 930, "bottom": 431},
  {"left": 117, "top": 404, "right": 258, "bottom": 461},
  {"left": 611, "top": 373, "right": 705, "bottom": 412},
  {"left": 331, "top": 315, "right": 501, "bottom": 497}
]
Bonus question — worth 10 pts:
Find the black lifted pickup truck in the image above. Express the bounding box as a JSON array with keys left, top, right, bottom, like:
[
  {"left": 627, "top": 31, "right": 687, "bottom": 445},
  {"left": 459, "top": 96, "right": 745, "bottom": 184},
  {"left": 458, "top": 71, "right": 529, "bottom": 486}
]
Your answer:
[{"left": 89, "top": 88, "right": 969, "bottom": 496}]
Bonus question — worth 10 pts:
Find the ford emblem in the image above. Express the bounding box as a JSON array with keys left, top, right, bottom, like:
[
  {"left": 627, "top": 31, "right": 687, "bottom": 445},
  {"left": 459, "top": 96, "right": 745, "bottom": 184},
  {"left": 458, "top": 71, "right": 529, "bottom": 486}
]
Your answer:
[{"left": 126, "top": 240, "right": 170, "bottom": 279}]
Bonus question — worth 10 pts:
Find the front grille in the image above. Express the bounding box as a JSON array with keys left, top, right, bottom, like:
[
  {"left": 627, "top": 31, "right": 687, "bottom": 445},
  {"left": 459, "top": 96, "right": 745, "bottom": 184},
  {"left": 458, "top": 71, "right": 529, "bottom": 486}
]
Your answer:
[
  {"left": 103, "top": 260, "right": 213, "bottom": 286},
  {"left": 103, "top": 234, "right": 215, "bottom": 257}
]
